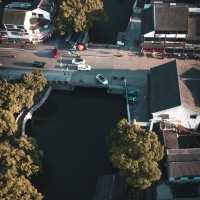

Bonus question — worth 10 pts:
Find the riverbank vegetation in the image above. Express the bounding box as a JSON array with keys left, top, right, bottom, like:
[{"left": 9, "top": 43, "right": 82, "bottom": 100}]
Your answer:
[
  {"left": 108, "top": 119, "right": 164, "bottom": 190},
  {"left": 0, "top": 70, "right": 47, "bottom": 199},
  {"left": 54, "top": 0, "right": 105, "bottom": 35}
]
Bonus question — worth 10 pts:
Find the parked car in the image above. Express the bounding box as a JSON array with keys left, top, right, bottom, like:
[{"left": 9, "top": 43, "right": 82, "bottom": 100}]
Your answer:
[
  {"left": 52, "top": 48, "right": 60, "bottom": 58},
  {"left": 72, "top": 57, "right": 85, "bottom": 65},
  {"left": 96, "top": 74, "right": 108, "bottom": 85},
  {"left": 77, "top": 64, "right": 91, "bottom": 71},
  {"left": 32, "top": 61, "right": 46, "bottom": 68},
  {"left": 127, "top": 90, "right": 138, "bottom": 104}
]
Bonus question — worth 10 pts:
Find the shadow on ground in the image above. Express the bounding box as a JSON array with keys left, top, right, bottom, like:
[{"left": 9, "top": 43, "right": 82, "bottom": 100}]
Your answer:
[
  {"left": 34, "top": 49, "right": 53, "bottom": 58},
  {"left": 14, "top": 62, "right": 33, "bottom": 67},
  {"left": 90, "top": 0, "right": 134, "bottom": 43}
]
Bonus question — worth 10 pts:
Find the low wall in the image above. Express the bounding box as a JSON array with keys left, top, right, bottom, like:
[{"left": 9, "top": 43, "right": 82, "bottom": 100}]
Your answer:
[{"left": 21, "top": 86, "right": 52, "bottom": 136}]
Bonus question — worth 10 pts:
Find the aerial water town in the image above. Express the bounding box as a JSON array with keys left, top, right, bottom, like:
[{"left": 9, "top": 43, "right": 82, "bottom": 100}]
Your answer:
[{"left": 0, "top": 0, "right": 200, "bottom": 199}]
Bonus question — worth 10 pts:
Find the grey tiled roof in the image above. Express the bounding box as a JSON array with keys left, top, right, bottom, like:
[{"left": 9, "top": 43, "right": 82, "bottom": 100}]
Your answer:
[
  {"left": 149, "top": 60, "right": 181, "bottom": 113},
  {"left": 187, "top": 14, "right": 200, "bottom": 41},
  {"left": 149, "top": 61, "right": 200, "bottom": 113},
  {"left": 154, "top": 3, "right": 188, "bottom": 32},
  {"left": 167, "top": 148, "right": 200, "bottom": 178},
  {"left": 3, "top": 9, "right": 26, "bottom": 25}
]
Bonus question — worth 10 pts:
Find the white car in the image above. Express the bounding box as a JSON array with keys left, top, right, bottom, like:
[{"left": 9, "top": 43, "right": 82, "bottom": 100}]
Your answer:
[
  {"left": 72, "top": 57, "right": 85, "bottom": 65},
  {"left": 96, "top": 74, "right": 108, "bottom": 85},
  {"left": 77, "top": 64, "right": 91, "bottom": 71}
]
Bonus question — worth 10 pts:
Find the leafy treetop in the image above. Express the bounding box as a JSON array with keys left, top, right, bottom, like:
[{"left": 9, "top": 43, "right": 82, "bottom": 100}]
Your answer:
[
  {"left": 109, "top": 119, "right": 164, "bottom": 190},
  {"left": 55, "top": 0, "right": 104, "bottom": 34}
]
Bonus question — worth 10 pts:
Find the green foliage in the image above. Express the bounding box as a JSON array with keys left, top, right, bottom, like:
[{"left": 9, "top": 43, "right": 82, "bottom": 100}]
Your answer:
[
  {"left": 21, "top": 70, "right": 47, "bottom": 95},
  {"left": 0, "top": 71, "right": 46, "bottom": 199},
  {"left": 0, "top": 80, "right": 34, "bottom": 113},
  {"left": 0, "top": 136, "right": 41, "bottom": 178},
  {"left": 0, "top": 174, "right": 43, "bottom": 200},
  {"left": 0, "top": 109, "right": 17, "bottom": 136},
  {"left": 109, "top": 119, "right": 164, "bottom": 190},
  {"left": 55, "top": 0, "right": 104, "bottom": 34}
]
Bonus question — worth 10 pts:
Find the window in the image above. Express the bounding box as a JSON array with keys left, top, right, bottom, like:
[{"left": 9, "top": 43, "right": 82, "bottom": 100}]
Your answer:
[
  {"left": 6, "top": 25, "right": 14, "bottom": 29},
  {"left": 7, "top": 28, "right": 22, "bottom": 32},
  {"left": 38, "top": 14, "right": 43, "bottom": 18},
  {"left": 32, "top": 12, "right": 36, "bottom": 16},
  {"left": 17, "top": 25, "right": 24, "bottom": 29},
  {"left": 190, "top": 114, "right": 197, "bottom": 119},
  {"left": 11, "top": 31, "right": 21, "bottom": 36}
]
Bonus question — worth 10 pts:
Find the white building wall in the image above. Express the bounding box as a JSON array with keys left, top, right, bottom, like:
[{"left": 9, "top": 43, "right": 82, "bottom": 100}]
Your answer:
[
  {"left": 32, "top": 8, "right": 50, "bottom": 20},
  {"left": 152, "top": 105, "right": 200, "bottom": 129},
  {"left": 24, "top": 11, "right": 32, "bottom": 32}
]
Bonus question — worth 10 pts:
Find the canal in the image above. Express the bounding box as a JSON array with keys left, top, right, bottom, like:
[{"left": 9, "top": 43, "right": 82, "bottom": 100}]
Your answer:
[{"left": 32, "top": 88, "right": 126, "bottom": 200}]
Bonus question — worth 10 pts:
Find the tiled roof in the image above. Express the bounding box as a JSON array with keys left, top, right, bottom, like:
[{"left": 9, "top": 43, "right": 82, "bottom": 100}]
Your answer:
[
  {"left": 187, "top": 14, "right": 200, "bottom": 41},
  {"left": 167, "top": 148, "right": 200, "bottom": 162},
  {"left": 154, "top": 3, "right": 188, "bottom": 32},
  {"left": 162, "top": 131, "right": 179, "bottom": 149},
  {"left": 149, "top": 60, "right": 200, "bottom": 113},
  {"left": 3, "top": 9, "right": 26, "bottom": 25},
  {"left": 149, "top": 60, "right": 181, "bottom": 113},
  {"left": 168, "top": 161, "right": 200, "bottom": 178},
  {"left": 167, "top": 148, "right": 200, "bottom": 178}
]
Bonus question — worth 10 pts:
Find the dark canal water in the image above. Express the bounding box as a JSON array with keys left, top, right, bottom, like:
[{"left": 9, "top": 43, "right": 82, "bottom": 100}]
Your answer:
[
  {"left": 90, "top": 0, "right": 134, "bottom": 44},
  {"left": 32, "top": 88, "right": 126, "bottom": 200}
]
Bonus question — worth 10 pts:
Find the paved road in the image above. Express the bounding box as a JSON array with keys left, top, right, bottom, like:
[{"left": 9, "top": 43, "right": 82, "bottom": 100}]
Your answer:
[
  {"left": 1, "top": 45, "right": 200, "bottom": 70},
  {"left": 0, "top": 44, "right": 200, "bottom": 122}
]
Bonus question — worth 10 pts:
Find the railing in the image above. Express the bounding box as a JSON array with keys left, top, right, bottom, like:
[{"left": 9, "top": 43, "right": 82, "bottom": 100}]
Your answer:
[
  {"left": 123, "top": 79, "right": 131, "bottom": 124},
  {"left": 20, "top": 86, "right": 52, "bottom": 136}
]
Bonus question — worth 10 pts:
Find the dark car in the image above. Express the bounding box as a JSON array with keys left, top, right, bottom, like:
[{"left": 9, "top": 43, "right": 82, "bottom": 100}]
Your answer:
[
  {"left": 32, "top": 61, "right": 46, "bottom": 68},
  {"left": 127, "top": 90, "right": 138, "bottom": 104}
]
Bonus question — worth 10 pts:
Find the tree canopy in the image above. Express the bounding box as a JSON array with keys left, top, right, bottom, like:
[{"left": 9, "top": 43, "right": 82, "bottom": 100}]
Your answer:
[
  {"left": 0, "top": 81, "right": 34, "bottom": 113},
  {"left": 0, "top": 109, "right": 17, "bottom": 136},
  {"left": 21, "top": 70, "right": 47, "bottom": 95},
  {"left": 0, "top": 136, "right": 41, "bottom": 178},
  {"left": 0, "top": 174, "right": 43, "bottom": 200},
  {"left": 109, "top": 119, "right": 164, "bottom": 190},
  {"left": 55, "top": 0, "right": 104, "bottom": 35},
  {"left": 0, "top": 71, "right": 47, "bottom": 199}
]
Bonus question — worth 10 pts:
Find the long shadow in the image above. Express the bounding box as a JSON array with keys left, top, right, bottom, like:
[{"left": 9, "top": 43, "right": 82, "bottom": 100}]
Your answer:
[
  {"left": 181, "top": 67, "right": 200, "bottom": 107},
  {"left": 34, "top": 49, "right": 53, "bottom": 58},
  {"left": 14, "top": 62, "right": 33, "bottom": 67},
  {"left": 32, "top": 88, "right": 127, "bottom": 200},
  {"left": 89, "top": 0, "right": 134, "bottom": 44}
]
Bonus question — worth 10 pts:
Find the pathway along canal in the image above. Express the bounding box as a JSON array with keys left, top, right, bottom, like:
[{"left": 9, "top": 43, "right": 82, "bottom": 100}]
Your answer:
[{"left": 31, "top": 88, "right": 126, "bottom": 200}]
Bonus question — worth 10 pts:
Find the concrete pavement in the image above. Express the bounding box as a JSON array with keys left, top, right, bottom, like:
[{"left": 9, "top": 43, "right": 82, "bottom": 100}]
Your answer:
[{"left": 1, "top": 44, "right": 200, "bottom": 122}]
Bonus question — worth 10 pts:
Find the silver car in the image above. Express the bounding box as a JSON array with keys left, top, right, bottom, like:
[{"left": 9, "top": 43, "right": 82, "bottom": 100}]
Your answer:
[{"left": 96, "top": 74, "right": 108, "bottom": 85}]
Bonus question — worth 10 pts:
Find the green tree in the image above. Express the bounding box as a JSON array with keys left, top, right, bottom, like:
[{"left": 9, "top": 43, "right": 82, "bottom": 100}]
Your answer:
[
  {"left": 0, "top": 109, "right": 17, "bottom": 136},
  {"left": 0, "top": 81, "right": 34, "bottom": 113},
  {"left": 21, "top": 70, "right": 47, "bottom": 95},
  {"left": 0, "top": 174, "right": 43, "bottom": 200},
  {"left": 0, "top": 136, "right": 42, "bottom": 178},
  {"left": 109, "top": 119, "right": 164, "bottom": 190},
  {"left": 55, "top": 0, "right": 104, "bottom": 34}
]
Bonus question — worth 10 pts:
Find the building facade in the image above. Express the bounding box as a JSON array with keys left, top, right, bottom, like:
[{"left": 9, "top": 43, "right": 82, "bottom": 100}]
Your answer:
[{"left": 0, "top": 0, "right": 55, "bottom": 42}]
